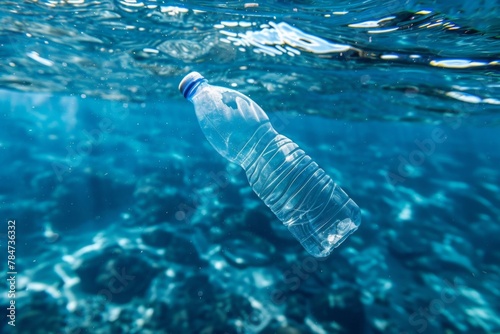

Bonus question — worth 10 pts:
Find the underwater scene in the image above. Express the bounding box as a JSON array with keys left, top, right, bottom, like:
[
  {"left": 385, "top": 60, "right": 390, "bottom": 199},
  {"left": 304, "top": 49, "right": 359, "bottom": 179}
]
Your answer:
[{"left": 1, "top": 0, "right": 500, "bottom": 333}]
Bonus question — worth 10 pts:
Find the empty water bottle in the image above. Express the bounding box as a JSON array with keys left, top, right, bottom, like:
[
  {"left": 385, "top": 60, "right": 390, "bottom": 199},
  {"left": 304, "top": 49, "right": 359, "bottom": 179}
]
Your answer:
[{"left": 179, "top": 72, "right": 361, "bottom": 257}]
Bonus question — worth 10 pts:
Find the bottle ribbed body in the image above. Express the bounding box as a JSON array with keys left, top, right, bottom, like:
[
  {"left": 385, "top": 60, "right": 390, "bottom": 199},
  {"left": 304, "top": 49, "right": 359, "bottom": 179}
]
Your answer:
[
  {"left": 180, "top": 72, "right": 361, "bottom": 258},
  {"left": 239, "top": 123, "right": 361, "bottom": 257}
]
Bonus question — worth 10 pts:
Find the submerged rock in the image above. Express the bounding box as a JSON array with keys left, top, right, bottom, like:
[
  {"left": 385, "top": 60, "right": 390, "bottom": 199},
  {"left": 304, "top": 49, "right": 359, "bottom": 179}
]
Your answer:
[
  {"left": 132, "top": 172, "right": 189, "bottom": 226},
  {"left": 74, "top": 246, "right": 160, "bottom": 303},
  {"left": 147, "top": 275, "right": 253, "bottom": 333},
  {"left": 221, "top": 232, "right": 277, "bottom": 268},
  {"left": 309, "top": 285, "right": 365, "bottom": 333},
  {"left": 10, "top": 291, "right": 66, "bottom": 334},
  {"left": 141, "top": 227, "right": 205, "bottom": 266}
]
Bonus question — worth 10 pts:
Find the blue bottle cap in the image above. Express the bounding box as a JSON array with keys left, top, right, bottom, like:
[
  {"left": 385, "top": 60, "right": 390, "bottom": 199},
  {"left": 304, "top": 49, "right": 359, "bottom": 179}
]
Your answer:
[{"left": 179, "top": 72, "right": 206, "bottom": 99}]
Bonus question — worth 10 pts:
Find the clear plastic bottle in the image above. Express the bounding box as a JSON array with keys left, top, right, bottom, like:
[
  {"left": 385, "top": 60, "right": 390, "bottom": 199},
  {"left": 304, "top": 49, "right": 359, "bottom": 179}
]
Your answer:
[{"left": 179, "top": 72, "right": 361, "bottom": 257}]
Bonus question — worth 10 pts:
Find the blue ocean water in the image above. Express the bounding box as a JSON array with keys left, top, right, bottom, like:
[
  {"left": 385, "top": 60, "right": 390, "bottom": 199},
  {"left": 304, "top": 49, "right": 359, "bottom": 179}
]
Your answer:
[{"left": 1, "top": 1, "right": 499, "bottom": 333}]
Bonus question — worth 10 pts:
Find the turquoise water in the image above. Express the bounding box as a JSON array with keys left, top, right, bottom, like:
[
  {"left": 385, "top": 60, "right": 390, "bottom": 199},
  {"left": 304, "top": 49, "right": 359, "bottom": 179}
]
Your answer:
[{"left": 1, "top": 1, "right": 499, "bottom": 333}]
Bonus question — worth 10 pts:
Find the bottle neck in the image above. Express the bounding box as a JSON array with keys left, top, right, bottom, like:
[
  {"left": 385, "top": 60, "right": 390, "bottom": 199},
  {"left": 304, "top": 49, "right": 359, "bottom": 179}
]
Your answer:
[{"left": 183, "top": 78, "right": 207, "bottom": 100}]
